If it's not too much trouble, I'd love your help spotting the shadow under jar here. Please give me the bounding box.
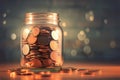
[20,12,63,69]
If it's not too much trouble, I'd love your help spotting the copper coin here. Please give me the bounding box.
[50,51,63,66]
[31,26,40,36]
[42,59,53,67]
[51,30,59,40]
[50,51,60,61]
[29,59,42,68]
[29,50,40,55]
[27,34,37,44]
[22,44,30,55]
[50,40,58,50]
[38,36,50,45]
[22,28,31,40]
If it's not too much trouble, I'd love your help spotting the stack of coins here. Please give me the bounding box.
[21,25,62,68]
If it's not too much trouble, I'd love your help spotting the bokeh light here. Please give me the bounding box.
[85,10,94,22]
[3,13,7,18]
[64,31,68,37]
[3,20,7,25]
[85,28,90,33]
[83,45,91,55]
[77,30,86,41]
[71,49,77,56]
[11,33,17,40]
[61,22,67,27]
[84,38,90,45]
[104,19,108,24]
[110,40,116,48]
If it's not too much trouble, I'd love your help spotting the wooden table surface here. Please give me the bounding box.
[0,62,120,80]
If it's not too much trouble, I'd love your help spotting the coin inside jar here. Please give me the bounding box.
[27,34,37,44]
[31,26,40,36]
[30,59,42,67]
[50,51,61,61]
[51,30,59,40]
[37,36,50,45]
[22,28,31,40]
[22,44,30,55]
[50,40,59,50]
[42,59,53,67]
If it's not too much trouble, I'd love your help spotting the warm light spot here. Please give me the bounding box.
[71,49,77,56]
[34,74,41,79]
[77,30,86,41]
[85,10,94,22]
[83,45,91,55]
[89,15,94,21]
[3,20,7,25]
[10,72,16,79]
[64,31,68,37]
[40,72,45,75]
[61,22,67,27]
[46,71,51,75]
[11,33,17,40]
[110,40,116,48]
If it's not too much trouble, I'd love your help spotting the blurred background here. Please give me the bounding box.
[0,0,120,64]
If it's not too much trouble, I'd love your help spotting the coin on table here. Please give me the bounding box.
[31,26,40,36]
[51,30,59,40]
[22,44,30,55]
[22,28,31,40]
[50,40,58,50]
[27,34,37,44]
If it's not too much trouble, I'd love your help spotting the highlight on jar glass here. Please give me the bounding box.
[20,12,63,68]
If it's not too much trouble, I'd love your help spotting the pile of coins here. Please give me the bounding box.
[21,25,62,68]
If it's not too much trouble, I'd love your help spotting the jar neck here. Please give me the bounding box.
[25,12,59,25]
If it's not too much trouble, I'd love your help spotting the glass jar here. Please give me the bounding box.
[20,12,63,68]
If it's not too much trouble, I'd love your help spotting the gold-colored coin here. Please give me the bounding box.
[31,27,40,36]
[50,40,58,50]
[22,44,30,55]
[27,34,37,44]
[51,30,59,40]
[22,28,31,40]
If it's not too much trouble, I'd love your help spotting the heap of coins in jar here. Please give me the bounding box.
[20,12,63,68]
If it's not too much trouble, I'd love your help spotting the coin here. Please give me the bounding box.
[27,34,37,44]
[39,48,51,53]
[51,30,59,40]
[42,59,53,67]
[50,51,63,66]
[31,26,40,36]
[22,44,30,55]
[37,36,50,45]
[29,59,42,68]
[50,40,58,50]
[22,28,31,40]
[50,51,59,61]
